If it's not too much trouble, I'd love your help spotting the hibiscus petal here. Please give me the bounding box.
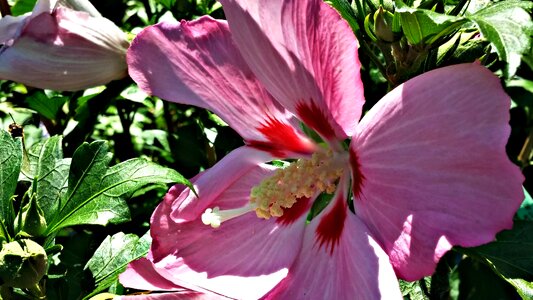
[118,292,222,300]
[119,258,227,299]
[166,147,271,224]
[351,63,524,280]
[149,161,310,299]
[265,177,402,299]
[220,0,365,141]
[120,257,185,291]
[127,16,316,157]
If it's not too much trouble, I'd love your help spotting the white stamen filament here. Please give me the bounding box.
[201,204,256,228]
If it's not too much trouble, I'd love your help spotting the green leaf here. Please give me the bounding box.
[25,92,67,121]
[460,221,533,299]
[328,0,360,32]
[396,1,466,45]
[399,278,431,300]
[451,257,518,300]
[157,0,176,10]
[84,232,151,298]
[47,141,113,233]
[11,0,36,16]
[0,130,22,233]
[25,136,70,222]
[517,187,533,221]
[468,1,533,77]
[47,141,190,233]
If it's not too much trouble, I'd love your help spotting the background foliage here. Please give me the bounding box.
[0,0,532,299]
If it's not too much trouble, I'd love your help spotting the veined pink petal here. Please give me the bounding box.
[351,63,524,280]
[120,258,186,291]
[220,0,364,141]
[167,147,271,224]
[127,16,316,157]
[120,258,227,299]
[265,177,401,299]
[149,162,309,299]
[118,292,223,300]
[0,7,128,91]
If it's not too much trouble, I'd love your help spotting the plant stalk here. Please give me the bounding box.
[0,0,11,17]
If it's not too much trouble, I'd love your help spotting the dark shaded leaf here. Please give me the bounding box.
[461,221,533,299]
[452,257,518,300]
[25,92,67,121]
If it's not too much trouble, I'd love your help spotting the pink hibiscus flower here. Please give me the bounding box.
[119,0,524,298]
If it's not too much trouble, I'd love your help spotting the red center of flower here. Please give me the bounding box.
[349,147,365,198]
[315,193,347,255]
[276,197,311,226]
[296,100,336,140]
[247,117,315,157]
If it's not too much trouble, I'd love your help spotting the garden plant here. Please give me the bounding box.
[0,0,532,299]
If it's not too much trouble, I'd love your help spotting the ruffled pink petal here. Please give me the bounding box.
[148,159,311,299]
[118,293,225,300]
[220,0,364,141]
[127,16,316,157]
[118,293,222,300]
[0,7,128,91]
[167,147,271,224]
[120,258,227,299]
[351,63,524,280]
[265,177,402,299]
[120,258,186,291]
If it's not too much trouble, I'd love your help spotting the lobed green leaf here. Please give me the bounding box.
[84,232,151,298]
[0,130,23,234]
[468,1,533,77]
[47,141,190,233]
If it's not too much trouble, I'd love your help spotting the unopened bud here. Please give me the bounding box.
[14,196,47,237]
[0,0,128,91]
[0,239,47,288]
[374,7,397,43]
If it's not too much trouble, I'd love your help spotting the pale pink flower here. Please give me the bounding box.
[0,0,128,91]
[119,0,523,299]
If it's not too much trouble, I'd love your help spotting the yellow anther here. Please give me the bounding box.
[249,150,345,219]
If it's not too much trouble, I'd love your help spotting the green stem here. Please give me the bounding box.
[63,79,131,156]
[353,0,366,28]
[0,0,11,17]
[359,40,394,86]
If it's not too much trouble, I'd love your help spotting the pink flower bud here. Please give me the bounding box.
[0,0,128,91]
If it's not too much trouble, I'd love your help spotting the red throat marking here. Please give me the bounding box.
[247,117,315,157]
[349,147,364,198]
[296,101,336,140]
[276,197,311,226]
[315,194,346,255]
